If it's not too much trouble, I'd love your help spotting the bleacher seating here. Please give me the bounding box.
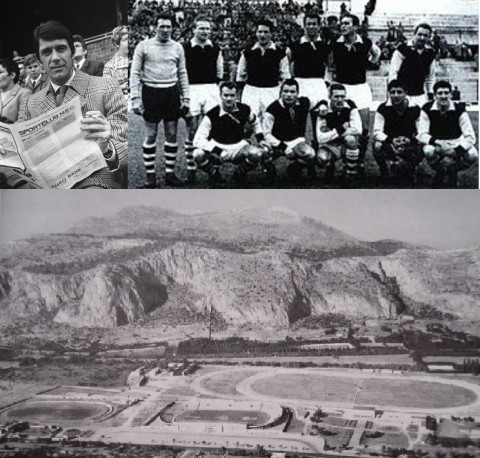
[367,13,478,45]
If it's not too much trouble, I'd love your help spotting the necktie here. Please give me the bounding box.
[55,85,68,107]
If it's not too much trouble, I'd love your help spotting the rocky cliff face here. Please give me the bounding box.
[0,207,478,328]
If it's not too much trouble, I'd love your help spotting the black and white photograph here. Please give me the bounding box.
[128,0,478,189]
[0,0,128,189]
[1,189,480,457]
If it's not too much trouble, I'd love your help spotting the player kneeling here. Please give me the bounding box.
[372,79,424,184]
[315,83,361,181]
[418,81,478,188]
[193,81,270,187]
[263,79,316,184]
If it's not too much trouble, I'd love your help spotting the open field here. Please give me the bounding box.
[175,409,269,426]
[2,400,109,423]
[249,373,477,408]
[128,111,479,189]
[200,369,262,397]
[360,430,409,449]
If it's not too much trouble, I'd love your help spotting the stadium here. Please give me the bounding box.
[128,0,479,189]
[155,399,285,433]
[195,367,480,414]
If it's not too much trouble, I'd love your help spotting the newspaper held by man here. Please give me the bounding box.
[0,97,107,189]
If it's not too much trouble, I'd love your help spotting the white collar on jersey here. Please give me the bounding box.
[300,35,322,44]
[190,38,213,48]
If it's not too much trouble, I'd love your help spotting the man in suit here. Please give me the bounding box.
[72,34,104,77]
[23,54,49,94]
[18,20,127,189]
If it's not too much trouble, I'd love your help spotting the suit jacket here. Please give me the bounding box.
[80,58,104,77]
[0,84,32,123]
[18,70,127,189]
[24,73,50,95]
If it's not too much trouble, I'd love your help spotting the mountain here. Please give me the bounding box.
[0,207,478,328]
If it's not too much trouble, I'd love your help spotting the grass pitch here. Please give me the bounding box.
[3,401,108,423]
[250,373,477,408]
[175,408,269,425]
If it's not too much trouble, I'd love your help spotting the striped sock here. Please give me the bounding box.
[142,142,156,177]
[185,141,196,171]
[164,142,178,174]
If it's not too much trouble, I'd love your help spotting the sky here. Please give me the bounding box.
[1,190,480,250]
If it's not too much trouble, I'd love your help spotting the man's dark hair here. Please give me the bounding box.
[387,79,406,92]
[329,82,346,94]
[33,21,75,59]
[433,80,452,94]
[72,34,87,50]
[0,58,20,84]
[341,13,360,27]
[281,78,299,92]
[414,23,432,34]
[24,54,40,67]
[256,19,274,32]
[157,13,174,25]
[219,81,237,92]
[304,13,320,26]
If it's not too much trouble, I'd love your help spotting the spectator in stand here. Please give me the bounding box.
[72,35,104,77]
[104,26,129,100]
[0,58,32,124]
[23,54,49,94]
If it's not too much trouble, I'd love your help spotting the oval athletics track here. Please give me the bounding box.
[196,368,480,413]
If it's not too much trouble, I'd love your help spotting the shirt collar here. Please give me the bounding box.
[219,104,240,117]
[279,99,301,108]
[301,35,322,44]
[75,57,86,69]
[191,38,213,48]
[385,99,411,108]
[431,100,455,111]
[252,41,276,51]
[337,34,363,44]
[407,39,433,50]
[50,70,76,93]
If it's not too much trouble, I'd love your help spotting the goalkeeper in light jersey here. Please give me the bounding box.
[372,79,424,183]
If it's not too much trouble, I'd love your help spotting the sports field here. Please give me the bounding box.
[249,373,477,408]
[3,401,109,423]
[175,409,269,426]
[128,111,479,189]
[200,369,262,397]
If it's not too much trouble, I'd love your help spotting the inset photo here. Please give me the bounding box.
[0,0,128,189]
[128,0,478,189]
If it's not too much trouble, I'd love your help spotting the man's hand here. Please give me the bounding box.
[180,100,190,117]
[258,140,271,155]
[131,98,143,116]
[81,111,111,157]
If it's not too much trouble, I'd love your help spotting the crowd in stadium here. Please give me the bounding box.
[129,0,478,189]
